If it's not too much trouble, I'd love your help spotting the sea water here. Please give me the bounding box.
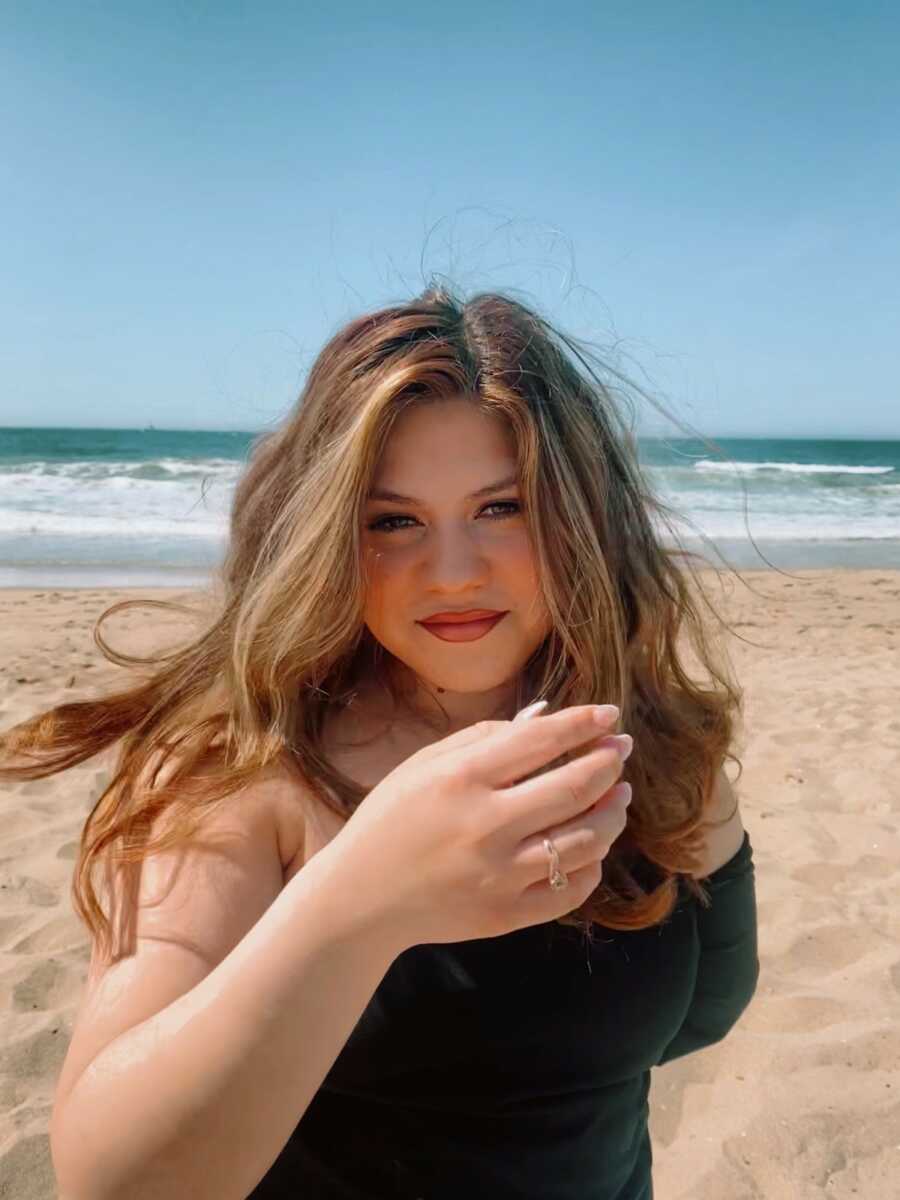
[0,427,898,586]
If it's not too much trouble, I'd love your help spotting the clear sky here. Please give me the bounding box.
[3,1,898,438]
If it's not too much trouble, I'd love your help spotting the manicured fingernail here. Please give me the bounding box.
[514,699,549,721]
[605,734,633,761]
[593,704,620,727]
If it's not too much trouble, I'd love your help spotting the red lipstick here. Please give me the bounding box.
[418,611,508,643]
[421,609,504,624]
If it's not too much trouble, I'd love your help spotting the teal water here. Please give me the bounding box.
[0,427,897,585]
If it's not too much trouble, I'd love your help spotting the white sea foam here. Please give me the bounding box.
[0,458,241,481]
[0,448,898,576]
[692,459,894,476]
[0,510,225,537]
[0,458,234,542]
[655,509,900,541]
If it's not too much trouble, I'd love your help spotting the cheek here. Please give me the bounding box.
[510,546,552,627]
[363,545,399,586]
[505,538,543,586]
[361,548,401,624]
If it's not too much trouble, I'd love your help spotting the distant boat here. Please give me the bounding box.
[143,423,156,431]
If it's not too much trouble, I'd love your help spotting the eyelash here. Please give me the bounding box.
[367,500,522,534]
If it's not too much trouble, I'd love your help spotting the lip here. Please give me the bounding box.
[420,609,506,624]
[418,612,508,643]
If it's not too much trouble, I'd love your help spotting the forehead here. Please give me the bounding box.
[372,400,516,488]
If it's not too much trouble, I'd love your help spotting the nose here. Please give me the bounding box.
[419,524,490,588]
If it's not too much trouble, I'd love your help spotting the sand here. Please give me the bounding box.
[0,569,898,1198]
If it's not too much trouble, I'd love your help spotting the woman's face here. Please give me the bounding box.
[360,398,553,720]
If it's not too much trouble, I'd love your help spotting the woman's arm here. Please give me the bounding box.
[657,777,763,1070]
[50,776,407,1200]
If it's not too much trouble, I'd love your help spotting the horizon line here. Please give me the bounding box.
[1,425,898,442]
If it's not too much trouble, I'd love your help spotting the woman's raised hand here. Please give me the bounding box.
[326,703,632,948]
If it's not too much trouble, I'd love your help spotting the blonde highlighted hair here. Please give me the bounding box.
[1,283,748,963]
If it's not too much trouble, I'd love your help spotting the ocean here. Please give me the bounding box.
[0,427,898,587]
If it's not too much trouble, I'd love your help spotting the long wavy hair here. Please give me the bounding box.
[1,283,748,964]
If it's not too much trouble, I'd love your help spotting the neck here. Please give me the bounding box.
[379,658,523,735]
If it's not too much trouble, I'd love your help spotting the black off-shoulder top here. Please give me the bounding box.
[248,831,759,1200]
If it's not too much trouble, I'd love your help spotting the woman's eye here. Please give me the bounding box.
[367,500,522,533]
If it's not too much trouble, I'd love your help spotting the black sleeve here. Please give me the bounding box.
[656,830,759,1066]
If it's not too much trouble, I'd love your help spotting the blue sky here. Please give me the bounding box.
[3,1,898,438]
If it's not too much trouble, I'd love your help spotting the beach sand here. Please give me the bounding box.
[0,569,898,1198]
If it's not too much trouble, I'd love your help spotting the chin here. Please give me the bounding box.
[404,653,523,693]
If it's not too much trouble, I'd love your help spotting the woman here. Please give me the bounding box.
[3,285,758,1199]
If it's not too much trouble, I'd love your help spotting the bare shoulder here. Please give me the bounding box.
[259,755,315,876]
[146,745,313,874]
[688,765,746,878]
[54,752,312,1111]
[182,749,321,882]
[87,750,309,976]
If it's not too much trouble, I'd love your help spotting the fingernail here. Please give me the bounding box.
[605,733,633,761]
[514,699,549,722]
[593,704,620,727]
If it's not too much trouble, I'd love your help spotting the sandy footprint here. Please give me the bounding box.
[0,874,60,909]
[0,826,82,860]
[742,991,847,1034]
[797,785,845,813]
[0,809,45,840]
[9,914,87,956]
[0,1022,70,1113]
[769,727,822,748]
[790,861,851,889]
[850,852,900,880]
[720,1098,900,1198]
[0,914,31,949]
[772,1023,900,1078]
[6,957,70,1013]
[12,780,58,799]
[0,1132,57,1198]
[792,854,900,891]
[3,1099,54,1137]
[773,922,889,976]
[808,1025,900,1073]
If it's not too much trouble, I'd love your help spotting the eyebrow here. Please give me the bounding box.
[366,473,520,505]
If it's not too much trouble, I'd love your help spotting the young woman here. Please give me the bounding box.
[4,286,758,1199]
